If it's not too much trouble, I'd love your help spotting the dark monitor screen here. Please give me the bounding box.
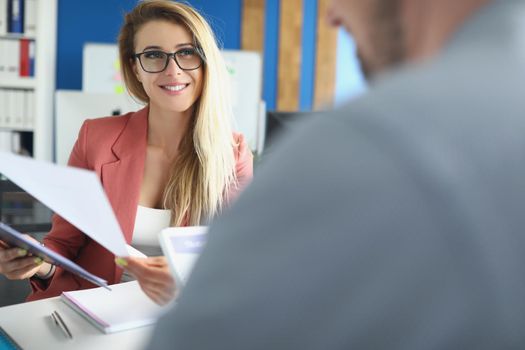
[264,111,313,153]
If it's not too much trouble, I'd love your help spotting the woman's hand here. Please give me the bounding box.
[116,256,176,305]
[0,237,51,280]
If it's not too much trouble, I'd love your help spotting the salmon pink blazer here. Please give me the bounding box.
[28,107,253,301]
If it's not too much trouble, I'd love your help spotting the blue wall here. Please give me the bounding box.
[57,0,136,90]
[262,0,279,110]
[299,0,317,111]
[56,0,363,111]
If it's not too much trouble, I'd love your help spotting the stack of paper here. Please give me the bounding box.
[61,281,170,334]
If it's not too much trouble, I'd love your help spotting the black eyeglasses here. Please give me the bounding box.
[133,47,204,73]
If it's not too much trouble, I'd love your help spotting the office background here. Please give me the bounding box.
[0,0,366,307]
[56,0,365,111]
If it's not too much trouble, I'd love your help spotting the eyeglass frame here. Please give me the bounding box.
[132,47,205,73]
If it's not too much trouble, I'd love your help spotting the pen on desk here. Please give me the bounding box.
[51,310,73,339]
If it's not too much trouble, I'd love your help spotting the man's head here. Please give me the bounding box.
[327,0,405,79]
[327,0,492,80]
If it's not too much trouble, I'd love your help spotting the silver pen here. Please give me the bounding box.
[51,310,73,339]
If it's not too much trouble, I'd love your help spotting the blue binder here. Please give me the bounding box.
[0,222,110,290]
[0,327,21,350]
[7,0,23,34]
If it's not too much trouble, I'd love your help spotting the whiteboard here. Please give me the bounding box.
[222,50,262,152]
[83,43,125,94]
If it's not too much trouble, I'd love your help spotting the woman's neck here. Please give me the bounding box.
[147,103,194,159]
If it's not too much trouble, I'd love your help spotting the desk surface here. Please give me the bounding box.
[0,297,154,349]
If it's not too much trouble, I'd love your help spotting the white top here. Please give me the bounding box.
[131,205,172,246]
[121,206,172,283]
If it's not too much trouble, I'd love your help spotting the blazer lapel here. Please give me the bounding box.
[101,107,148,244]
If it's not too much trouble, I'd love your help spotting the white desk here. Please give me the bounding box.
[0,297,154,349]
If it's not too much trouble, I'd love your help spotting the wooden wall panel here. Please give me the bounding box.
[314,0,337,109]
[241,0,265,53]
[277,0,303,111]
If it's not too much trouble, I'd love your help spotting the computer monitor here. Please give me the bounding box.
[54,90,144,165]
[264,111,312,154]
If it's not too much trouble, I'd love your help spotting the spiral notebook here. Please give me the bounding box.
[61,281,170,334]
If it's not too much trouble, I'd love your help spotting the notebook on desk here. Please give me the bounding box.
[61,281,170,334]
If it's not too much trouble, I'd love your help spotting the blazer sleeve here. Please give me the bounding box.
[228,133,254,203]
[29,121,92,293]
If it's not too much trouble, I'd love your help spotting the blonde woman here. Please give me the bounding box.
[0,0,253,305]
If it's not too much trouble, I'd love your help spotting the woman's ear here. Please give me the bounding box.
[131,58,142,83]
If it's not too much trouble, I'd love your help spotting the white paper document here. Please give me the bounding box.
[0,152,128,257]
[126,244,147,258]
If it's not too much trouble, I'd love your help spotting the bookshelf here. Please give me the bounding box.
[0,0,57,161]
[0,77,36,89]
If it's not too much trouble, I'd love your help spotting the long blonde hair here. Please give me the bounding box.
[118,0,237,225]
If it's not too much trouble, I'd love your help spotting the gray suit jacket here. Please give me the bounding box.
[148,1,525,348]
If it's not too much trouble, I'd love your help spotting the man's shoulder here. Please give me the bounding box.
[332,43,525,131]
